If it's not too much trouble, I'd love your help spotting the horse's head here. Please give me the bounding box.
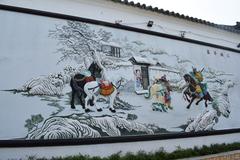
[183,74,196,86]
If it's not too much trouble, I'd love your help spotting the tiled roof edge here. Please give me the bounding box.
[110,0,240,34]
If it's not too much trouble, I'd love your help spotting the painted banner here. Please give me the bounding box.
[0,9,240,141]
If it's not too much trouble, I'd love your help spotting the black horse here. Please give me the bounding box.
[70,73,95,110]
[183,74,213,109]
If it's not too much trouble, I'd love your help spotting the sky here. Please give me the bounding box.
[131,0,240,25]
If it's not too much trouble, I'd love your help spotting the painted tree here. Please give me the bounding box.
[49,20,113,79]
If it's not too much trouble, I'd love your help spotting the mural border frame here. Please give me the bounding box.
[1,129,240,147]
[0,4,240,147]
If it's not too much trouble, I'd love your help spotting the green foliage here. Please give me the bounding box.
[24,114,44,131]
[28,142,240,160]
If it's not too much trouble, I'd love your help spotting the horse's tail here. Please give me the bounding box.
[182,88,187,101]
[207,92,214,102]
[144,86,152,99]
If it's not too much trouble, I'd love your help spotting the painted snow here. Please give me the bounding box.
[0,10,240,140]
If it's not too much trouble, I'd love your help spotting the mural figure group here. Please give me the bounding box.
[145,75,172,112]
[145,67,214,111]
[69,63,215,113]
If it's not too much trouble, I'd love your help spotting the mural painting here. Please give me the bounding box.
[0,10,240,140]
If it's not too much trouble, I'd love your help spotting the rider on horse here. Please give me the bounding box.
[189,67,207,98]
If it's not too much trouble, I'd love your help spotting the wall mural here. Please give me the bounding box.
[0,10,240,140]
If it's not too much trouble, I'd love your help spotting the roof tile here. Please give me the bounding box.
[110,0,240,34]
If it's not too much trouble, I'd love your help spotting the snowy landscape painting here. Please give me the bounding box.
[0,10,240,140]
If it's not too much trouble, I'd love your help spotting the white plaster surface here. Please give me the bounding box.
[0,0,240,50]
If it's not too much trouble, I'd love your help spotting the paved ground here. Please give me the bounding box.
[180,150,240,160]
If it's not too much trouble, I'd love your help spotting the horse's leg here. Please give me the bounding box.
[205,99,208,107]
[84,81,100,112]
[109,88,117,113]
[183,91,187,100]
[183,90,190,102]
[78,92,86,109]
[207,92,213,102]
[70,90,76,109]
[89,97,94,106]
[83,86,91,112]
[187,96,196,109]
[85,94,96,112]
[93,94,102,112]
[196,97,203,105]
[185,93,191,102]
[205,92,213,108]
[84,95,91,112]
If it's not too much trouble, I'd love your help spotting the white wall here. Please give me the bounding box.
[0,0,240,159]
[0,0,240,50]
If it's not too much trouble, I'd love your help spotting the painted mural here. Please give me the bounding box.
[0,10,240,140]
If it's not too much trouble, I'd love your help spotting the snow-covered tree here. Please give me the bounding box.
[49,21,113,79]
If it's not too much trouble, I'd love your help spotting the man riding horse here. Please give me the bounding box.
[183,67,213,109]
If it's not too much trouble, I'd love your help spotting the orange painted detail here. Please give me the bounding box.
[99,80,114,96]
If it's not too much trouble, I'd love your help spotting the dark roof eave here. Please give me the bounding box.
[110,0,240,34]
